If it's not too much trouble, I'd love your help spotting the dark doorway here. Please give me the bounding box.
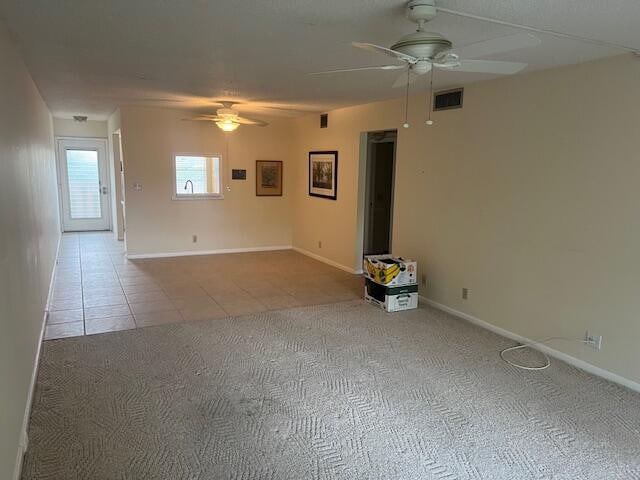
[363,130,397,256]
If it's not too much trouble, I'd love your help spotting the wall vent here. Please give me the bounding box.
[320,113,328,128]
[434,88,463,111]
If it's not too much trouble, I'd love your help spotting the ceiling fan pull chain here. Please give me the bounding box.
[426,65,435,126]
[403,67,410,128]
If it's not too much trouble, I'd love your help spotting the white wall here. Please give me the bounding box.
[291,54,640,386]
[118,106,293,256]
[52,117,108,138]
[0,22,60,480]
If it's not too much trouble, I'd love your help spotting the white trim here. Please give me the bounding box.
[55,137,113,232]
[293,246,363,275]
[419,296,640,394]
[14,234,61,480]
[127,245,292,259]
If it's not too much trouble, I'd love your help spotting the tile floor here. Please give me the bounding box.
[45,232,364,340]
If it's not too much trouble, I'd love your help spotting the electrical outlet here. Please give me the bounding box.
[192,234,198,243]
[420,274,427,286]
[585,331,603,350]
[318,240,322,249]
[462,287,469,300]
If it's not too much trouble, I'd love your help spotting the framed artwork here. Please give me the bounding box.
[231,169,247,180]
[256,160,282,196]
[309,151,338,200]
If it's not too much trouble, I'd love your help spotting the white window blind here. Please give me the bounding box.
[66,149,101,219]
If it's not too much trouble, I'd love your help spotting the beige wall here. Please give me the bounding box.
[0,23,60,480]
[291,98,403,271]
[119,106,292,255]
[291,54,640,385]
[52,117,108,138]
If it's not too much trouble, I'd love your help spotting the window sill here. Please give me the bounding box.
[172,194,225,201]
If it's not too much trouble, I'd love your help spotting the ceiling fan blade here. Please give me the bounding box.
[352,42,418,64]
[183,115,220,122]
[310,65,405,75]
[391,65,431,88]
[235,116,268,127]
[450,33,540,59]
[437,59,527,74]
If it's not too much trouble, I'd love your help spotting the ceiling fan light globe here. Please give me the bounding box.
[216,119,240,132]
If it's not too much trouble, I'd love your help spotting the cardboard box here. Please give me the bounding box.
[364,278,418,312]
[363,255,417,287]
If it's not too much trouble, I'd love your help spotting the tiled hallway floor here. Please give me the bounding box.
[45,233,363,340]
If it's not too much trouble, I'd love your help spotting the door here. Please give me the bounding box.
[364,131,396,256]
[57,138,111,231]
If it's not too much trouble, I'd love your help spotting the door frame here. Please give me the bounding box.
[355,130,397,267]
[55,136,112,232]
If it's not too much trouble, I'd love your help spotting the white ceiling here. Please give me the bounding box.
[0,0,638,120]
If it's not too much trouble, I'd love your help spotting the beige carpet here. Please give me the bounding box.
[22,301,640,479]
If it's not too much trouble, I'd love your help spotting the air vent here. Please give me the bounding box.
[320,113,328,128]
[434,88,463,111]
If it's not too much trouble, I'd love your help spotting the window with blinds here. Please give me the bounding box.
[66,149,102,219]
[173,155,222,199]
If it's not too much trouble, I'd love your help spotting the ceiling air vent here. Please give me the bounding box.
[320,113,328,128]
[434,88,463,111]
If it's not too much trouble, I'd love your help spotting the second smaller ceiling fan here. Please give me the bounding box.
[186,102,268,131]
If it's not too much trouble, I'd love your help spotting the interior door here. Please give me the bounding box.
[57,138,111,231]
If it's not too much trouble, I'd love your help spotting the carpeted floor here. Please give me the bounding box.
[22,301,640,479]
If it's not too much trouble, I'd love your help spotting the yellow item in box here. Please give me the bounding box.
[363,255,417,287]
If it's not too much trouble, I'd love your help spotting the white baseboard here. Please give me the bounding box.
[126,245,293,260]
[14,234,61,480]
[420,296,640,394]
[292,247,361,274]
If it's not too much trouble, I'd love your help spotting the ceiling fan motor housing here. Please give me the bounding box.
[391,31,452,59]
[407,0,437,24]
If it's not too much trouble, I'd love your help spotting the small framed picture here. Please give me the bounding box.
[309,151,338,200]
[256,160,282,196]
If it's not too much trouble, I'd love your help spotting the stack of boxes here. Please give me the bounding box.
[363,255,418,312]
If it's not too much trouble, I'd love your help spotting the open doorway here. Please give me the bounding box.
[363,130,397,256]
[111,130,126,241]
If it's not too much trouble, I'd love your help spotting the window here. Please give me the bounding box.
[66,149,102,218]
[173,154,222,199]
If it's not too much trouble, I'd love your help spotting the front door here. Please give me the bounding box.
[57,138,111,231]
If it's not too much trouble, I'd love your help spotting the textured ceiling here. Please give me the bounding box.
[0,0,637,120]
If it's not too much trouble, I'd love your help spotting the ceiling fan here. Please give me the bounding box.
[311,0,541,91]
[185,101,268,131]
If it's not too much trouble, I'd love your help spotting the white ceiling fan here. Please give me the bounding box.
[185,101,268,131]
[311,0,541,89]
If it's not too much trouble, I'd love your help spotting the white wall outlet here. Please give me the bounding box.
[462,287,469,300]
[192,234,198,243]
[420,274,427,286]
[585,331,603,350]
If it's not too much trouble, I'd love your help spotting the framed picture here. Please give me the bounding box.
[256,160,282,196]
[309,151,338,200]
